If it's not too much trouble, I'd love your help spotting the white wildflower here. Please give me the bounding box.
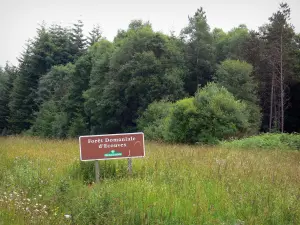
[64,214,71,219]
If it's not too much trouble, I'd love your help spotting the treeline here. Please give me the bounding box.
[0,3,299,143]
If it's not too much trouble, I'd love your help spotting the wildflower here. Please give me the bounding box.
[27,198,30,202]
[64,214,71,219]
[39,194,42,197]
[43,205,47,209]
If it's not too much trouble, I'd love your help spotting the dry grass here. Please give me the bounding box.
[0,136,300,224]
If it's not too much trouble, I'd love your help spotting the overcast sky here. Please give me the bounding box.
[1,0,299,66]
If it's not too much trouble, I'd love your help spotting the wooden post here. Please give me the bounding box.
[95,160,100,183]
[128,158,132,175]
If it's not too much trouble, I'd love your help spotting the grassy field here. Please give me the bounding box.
[0,136,300,225]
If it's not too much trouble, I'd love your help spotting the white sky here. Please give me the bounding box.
[1,0,299,66]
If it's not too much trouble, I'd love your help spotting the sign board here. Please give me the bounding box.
[79,132,145,161]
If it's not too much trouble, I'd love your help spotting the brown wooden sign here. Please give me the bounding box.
[79,132,145,161]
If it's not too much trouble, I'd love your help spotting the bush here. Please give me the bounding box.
[29,100,57,138]
[68,115,89,137]
[221,133,300,150]
[29,100,70,139]
[137,100,173,140]
[280,133,300,150]
[164,97,200,143]
[51,112,69,139]
[166,83,250,144]
[139,83,254,144]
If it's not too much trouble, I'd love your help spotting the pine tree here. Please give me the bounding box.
[49,24,74,64]
[9,25,54,133]
[180,7,215,95]
[9,45,37,133]
[71,20,87,59]
[262,3,294,132]
[0,67,10,134]
[88,24,102,46]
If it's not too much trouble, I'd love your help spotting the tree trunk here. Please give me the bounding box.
[280,30,284,133]
[269,71,274,132]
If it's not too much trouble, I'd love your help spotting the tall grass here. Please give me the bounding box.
[0,136,300,224]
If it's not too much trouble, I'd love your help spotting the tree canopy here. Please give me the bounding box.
[1,3,299,141]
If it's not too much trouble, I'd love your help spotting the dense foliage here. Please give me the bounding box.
[0,3,299,143]
[139,83,251,144]
[137,100,172,141]
[221,133,300,150]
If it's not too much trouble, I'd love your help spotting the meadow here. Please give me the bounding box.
[0,135,300,225]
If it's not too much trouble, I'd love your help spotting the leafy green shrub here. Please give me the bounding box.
[166,83,250,144]
[29,100,57,138]
[164,97,200,143]
[221,133,300,150]
[68,115,89,137]
[137,100,173,140]
[51,112,69,139]
[29,100,70,139]
[280,133,300,150]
